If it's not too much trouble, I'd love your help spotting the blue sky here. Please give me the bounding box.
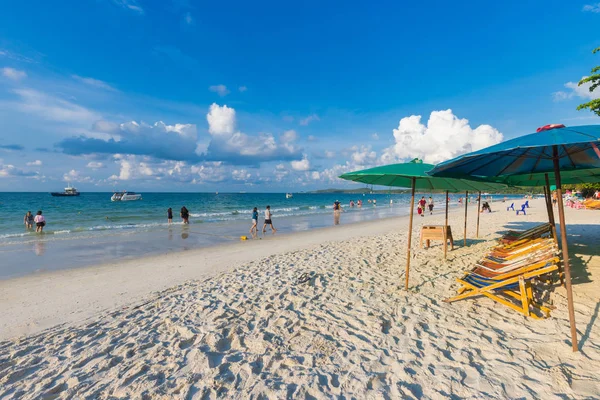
[1,0,599,191]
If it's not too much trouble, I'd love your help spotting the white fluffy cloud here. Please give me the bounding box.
[207,103,236,136]
[350,145,376,164]
[553,77,600,102]
[291,155,310,171]
[63,169,92,182]
[232,169,251,181]
[380,109,503,165]
[26,160,42,166]
[204,103,302,164]
[209,84,230,97]
[2,67,27,81]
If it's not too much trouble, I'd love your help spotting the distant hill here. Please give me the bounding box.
[309,188,410,194]
[309,187,540,194]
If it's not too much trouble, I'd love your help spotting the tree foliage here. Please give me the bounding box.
[576,47,600,117]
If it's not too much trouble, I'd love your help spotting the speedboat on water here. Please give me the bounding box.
[51,184,80,197]
[286,193,293,199]
[111,191,142,201]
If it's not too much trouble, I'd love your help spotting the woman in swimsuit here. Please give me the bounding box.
[24,211,34,229]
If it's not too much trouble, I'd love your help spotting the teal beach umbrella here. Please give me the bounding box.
[428,124,600,352]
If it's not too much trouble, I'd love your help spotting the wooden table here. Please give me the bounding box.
[420,225,454,257]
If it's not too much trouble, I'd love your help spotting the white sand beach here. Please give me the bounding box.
[1,198,599,399]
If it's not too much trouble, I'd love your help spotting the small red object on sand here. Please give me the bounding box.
[536,124,565,132]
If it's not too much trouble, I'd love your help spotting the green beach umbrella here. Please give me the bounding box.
[339,159,507,290]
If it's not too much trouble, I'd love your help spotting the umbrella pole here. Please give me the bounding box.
[476,191,481,238]
[444,190,449,259]
[544,173,559,247]
[405,177,416,290]
[553,146,578,352]
[544,174,563,286]
[463,190,468,246]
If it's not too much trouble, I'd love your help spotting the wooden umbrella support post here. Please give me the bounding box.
[463,190,468,246]
[405,177,416,290]
[476,190,481,238]
[545,173,563,285]
[444,190,449,259]
[544,173,559,247]
[553,146,578,352]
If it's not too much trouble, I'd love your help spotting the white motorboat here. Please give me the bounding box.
[286,193,293,199]
[111,191,142,201]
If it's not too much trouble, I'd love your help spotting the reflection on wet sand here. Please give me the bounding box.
[34,240,46,256]
[334,210,341,225]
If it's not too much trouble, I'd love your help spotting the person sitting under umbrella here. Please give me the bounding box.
[481,201,492,213]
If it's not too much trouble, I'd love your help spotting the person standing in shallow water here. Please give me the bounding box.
[180,206,189,224]
[24,211,34,229]
[167,208,173,224]
[34,210,46,233]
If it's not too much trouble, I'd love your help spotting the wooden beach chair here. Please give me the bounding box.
[499,223,552,248]
[474,253,559,276]
[583,199,600,210]
[485,239,556,262]
[445,259,559,318]
[503,223,551,240]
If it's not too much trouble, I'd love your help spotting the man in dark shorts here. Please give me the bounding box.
[262,205,276,233]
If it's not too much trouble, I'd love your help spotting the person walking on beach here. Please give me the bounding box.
[180,206,190,224]
[34,210,46,233]
[167,208,173,224]
[428,197,434,215]
[250,207,259,234]
[24,211,34,229]
[262,205,276,233]
[418,196,427,217]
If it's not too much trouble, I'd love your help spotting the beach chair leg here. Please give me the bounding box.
[519,276,530,317]
[557,261,565,286]
[443,230,448,259]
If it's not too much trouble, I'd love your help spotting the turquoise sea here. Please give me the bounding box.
[0,192,525,279]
